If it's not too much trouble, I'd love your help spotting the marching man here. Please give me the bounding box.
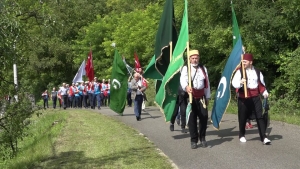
[232,53,271,145]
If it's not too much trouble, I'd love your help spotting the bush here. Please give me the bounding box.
[144,79,156,106]
[0,91,36,160]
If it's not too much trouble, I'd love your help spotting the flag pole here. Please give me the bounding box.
[186,42,192,103]
[241,54,248,97]
[170,41,173,62]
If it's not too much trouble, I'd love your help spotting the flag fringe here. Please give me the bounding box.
[155,43,173,77]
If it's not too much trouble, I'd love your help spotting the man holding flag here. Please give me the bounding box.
[232,53,271,145]
[130,73,147,121]
[180,50,211,149]
[134,52,148,111]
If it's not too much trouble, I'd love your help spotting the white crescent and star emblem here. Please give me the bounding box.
[233,35,236,39]
[216,76,227,99]
[112,79,121,89]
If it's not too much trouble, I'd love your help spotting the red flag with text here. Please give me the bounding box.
[134,52,141,72]
[142,77,148,88]
[85,49,94,81]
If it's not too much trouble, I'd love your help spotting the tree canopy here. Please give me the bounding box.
[1,0,300,110]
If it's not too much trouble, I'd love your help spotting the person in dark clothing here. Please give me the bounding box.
[42,90,49,109]
[51,87,58,109]
[127,78,132,107]
[169,92,187,133]
[232,53,271,145]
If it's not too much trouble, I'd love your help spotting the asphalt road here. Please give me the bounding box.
[98,106,300,169]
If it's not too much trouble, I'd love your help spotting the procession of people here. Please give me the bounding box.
[45,77,111,110]
[42,47,271,150]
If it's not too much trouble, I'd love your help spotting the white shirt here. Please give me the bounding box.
[180,65,211,99]
[59,87,68,95]
[232,66,268,96]
[137,79,142,86]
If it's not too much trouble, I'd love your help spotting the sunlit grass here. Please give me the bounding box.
[0,109,69,169]
[0,108,173,169]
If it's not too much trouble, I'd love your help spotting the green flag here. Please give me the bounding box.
[143,56,163,80]
[155,0,189,122]
[155,80,162,94]
[109,49,128,115]
[143,0,177,80]
[211,2,243,129]
[232,2,240,47]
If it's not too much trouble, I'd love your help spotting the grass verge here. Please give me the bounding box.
[0,109,69,169]
[1,108,174,169]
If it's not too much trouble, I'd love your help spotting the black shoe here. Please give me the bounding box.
[170,124,174,131]
[191,142,197,149]
[181,128,187,133]
[176,118,180,126]
[200,139,207,148]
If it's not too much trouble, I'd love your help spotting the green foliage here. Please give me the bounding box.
[1,0,300,130]
[271,47,300,109]
[0,91,36,160]
[0,109,68,168]
[74,2,163,78]
[144,79,156,106]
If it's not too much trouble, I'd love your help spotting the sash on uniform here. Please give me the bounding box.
[192,88,204,99]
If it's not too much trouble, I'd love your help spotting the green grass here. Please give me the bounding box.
[0,109,69,169]
[0,108,174,169]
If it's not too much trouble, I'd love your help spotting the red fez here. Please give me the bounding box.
[243,53,253,61]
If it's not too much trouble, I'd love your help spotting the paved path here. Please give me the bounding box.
[99,106,300,169]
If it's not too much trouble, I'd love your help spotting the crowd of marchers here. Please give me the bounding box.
[41,77,111,110]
